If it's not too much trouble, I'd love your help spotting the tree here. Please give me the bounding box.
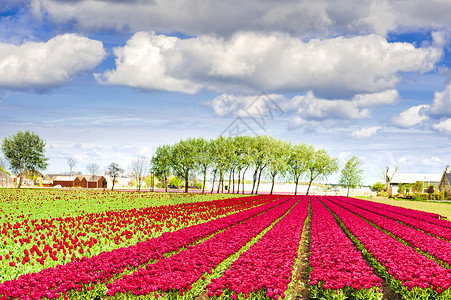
[381,166,398,195]
[168,176,182,188]
[397,183,405,195]
[413,181,424,193]
[152,144,172,192]
[194,138,212,193]
[1,130,48,188]
[106,163,123,191]
[130,157,148,192]
[171,138,198,193]
[371,182,385,192]
[287,143,308,195]
[86,163,100,180]
[67,157,78,177]
[339,155,364,197]
[427,185,434,194]
[304,148,339,195]
[266,139,289,194]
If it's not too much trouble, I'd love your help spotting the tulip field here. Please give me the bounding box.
[1,190,451,299]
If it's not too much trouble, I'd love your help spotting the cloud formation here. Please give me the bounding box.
[350,126,383,139]
[97,32,440,96]
[0,34,105,91]
[432,118,451,135]
[392,104,430,128]
[32,0,451,38]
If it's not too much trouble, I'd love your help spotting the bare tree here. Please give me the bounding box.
[67,157,78,177]
[86,163,100,181]
[130,157,148,192]
[380,166,398,195]
[106,163,123,191]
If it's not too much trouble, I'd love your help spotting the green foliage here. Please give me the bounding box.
[412,181,424,193]
[171,138,199,193]
[339,155,364,196]
[1,130,48,188]
[371,182,385,192]
[397,183,405,195]
[151,144,173,192]
[304,147,339,195]
[168,176,182,188]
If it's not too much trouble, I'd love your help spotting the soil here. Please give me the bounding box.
[292,213,311,300]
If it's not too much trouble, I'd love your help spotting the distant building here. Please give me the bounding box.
[0,170,14,188]
[439,166,451,193]
[50,175,107,189]
[390,173,441,194]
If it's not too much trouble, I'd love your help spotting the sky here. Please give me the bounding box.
[1,0,451,185]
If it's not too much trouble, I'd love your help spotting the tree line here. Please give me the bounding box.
[151,135,341,195]
[1,131,364,194]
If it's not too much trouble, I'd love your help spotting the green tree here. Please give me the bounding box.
[339,155,364,197]
[171,138,198,193]
[371,182,385,192]
[194,138,213,193]
[266,138,289,194]
[251,135,272,194]
[305,147,339,195]
[412,181,424,193]
[168,176,182,188]
[106,163,123,191]
[151,145,172,192]
[287,142,308,195]
[1,130,48,188]
[397,183,405,195]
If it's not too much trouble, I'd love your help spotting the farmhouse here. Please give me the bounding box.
[438,166,451,193]
[80,175,107,188]
[51,175,107,188]
[390,173,441,194]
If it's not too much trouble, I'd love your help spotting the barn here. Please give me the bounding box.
[52,175,82,188]
[80,175,107,188]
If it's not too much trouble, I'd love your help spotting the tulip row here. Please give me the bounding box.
[0,194,278,282]
[335,196,451,241]
[206,196,308,300]
[309,197,382,300]
[105,197,299,299]
[0,195,289,300]
[327,196,451,267]
[320,197,451,300]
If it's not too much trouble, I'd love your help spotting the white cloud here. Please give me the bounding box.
[0,34,105,91]
[423,156,442,166]
[34,0,451,38]
[392,104,430,128]
[286,90,398,122]
[430,83,451,116]
[205,93,285,117]
[350,126,383,139]
[97,31,440,95]
[207,90,398,123]
[432,118,451,135]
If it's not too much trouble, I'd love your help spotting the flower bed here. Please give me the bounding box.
[320,197,451,300]
[105,197,299,299]
[309,197,382,300]
[0,195,287,299]
[207,195,308,300]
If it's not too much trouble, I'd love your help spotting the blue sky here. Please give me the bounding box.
[1,0,451,185]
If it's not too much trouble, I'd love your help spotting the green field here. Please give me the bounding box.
[0,189,247,221]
